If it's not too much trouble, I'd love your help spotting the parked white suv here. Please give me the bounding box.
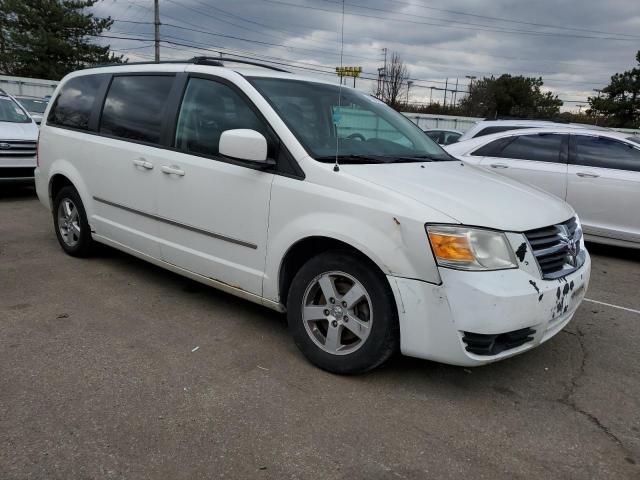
[0,89,39,184]
[457,119,602,142]
[35,58,590,373]
[446,127,640,248]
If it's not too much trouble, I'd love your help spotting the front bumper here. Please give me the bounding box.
[389,251,591,366]
[0,155,36,184]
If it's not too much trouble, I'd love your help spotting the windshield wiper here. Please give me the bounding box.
[315,154,392,164]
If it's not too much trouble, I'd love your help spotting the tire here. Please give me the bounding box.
[52,186,94,257]
[287,250,399,374]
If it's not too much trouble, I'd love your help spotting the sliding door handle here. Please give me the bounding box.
[576,172,599,178]
[490,163,508,169]
[133,158,154,170]
[161,165,185,176]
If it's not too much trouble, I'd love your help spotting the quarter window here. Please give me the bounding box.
[100,75,174,144]
[574,136,640,172]
[48,75,103,130]
[175,77,271,157]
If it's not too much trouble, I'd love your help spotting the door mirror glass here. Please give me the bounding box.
[219,129,268,163]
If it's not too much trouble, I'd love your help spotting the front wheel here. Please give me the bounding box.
[287,251,399,374]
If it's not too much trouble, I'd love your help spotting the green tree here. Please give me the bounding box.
[0,0,123,80]
[459,74,562,119]
[589,51,640,129]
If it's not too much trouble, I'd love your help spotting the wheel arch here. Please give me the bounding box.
[277,235,392,307]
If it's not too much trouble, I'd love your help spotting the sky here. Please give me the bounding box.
[91,0,640,112]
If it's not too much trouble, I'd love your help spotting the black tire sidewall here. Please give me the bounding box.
[53,186,93,257]
[287,251,399,374]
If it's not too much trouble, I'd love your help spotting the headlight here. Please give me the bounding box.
[426,225,517,271]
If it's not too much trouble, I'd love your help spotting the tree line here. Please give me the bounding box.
[378,50,639,129]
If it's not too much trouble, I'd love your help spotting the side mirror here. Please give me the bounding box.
[219,129,269,163]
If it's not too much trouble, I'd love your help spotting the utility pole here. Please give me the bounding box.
[443,78,448,108]
[406,80,413,105]
[154,0,160,62]
[382,47,387,99]
[452,78,459,106]
[429,86,434,105]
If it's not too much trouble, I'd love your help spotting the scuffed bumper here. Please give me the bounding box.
[389,252,591,366]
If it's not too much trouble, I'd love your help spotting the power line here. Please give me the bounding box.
[262,0,639,42]
[378,0,640,39]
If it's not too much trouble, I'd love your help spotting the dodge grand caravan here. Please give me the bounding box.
[35,58,590,374]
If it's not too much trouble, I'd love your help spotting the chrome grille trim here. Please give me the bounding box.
[524,217,585,279]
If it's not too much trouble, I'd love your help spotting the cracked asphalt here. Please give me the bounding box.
[1,186,639,479]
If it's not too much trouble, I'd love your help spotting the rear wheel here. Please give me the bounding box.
[287,251,399,374]
[53,186,94,257]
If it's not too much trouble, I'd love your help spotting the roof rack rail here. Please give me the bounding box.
[484,116,569,123]
[86,57,289,73]
[190,56,289,72]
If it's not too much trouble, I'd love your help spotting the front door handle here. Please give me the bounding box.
[133,158,154,170]
[161,165,185,176]
[576,172,599,178]
[490,163,509,169]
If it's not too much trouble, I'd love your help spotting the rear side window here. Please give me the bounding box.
[574,136,640,172]
[497,134,565,163]
[48,75,103,130]
[100,75,174,144]
[473,125,530,138]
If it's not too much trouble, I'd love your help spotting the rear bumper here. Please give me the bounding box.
[389,252,591,366]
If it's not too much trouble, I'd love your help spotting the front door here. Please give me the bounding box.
[156,76,275,296]
[477,133,569,200]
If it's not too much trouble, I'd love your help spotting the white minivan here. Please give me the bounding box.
[35,58,590,374]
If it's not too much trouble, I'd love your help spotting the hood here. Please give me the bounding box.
[341,161,574,232]
[0,120,38,140]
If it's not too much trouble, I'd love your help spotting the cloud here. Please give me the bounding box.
[93,0,640,112]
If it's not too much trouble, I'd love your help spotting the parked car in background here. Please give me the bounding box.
[457,119,604,142]
[446,127,640,248]
[35,59,589,373]
[15,95,48,125]
[0,89,39,184]
[423,128,462,145]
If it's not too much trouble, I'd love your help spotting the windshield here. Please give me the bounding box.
[0,96,30,123]
[249,77,453,163]
[17,97,47,114]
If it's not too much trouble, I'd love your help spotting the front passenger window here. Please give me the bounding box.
[175,78,271,158]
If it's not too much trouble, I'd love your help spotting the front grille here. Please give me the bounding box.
[0,167,35,178]
[462,327,536,356]
[0,140,36,157]
[525,217,584,279]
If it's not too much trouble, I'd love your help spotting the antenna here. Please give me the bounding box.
[334,0,346,173]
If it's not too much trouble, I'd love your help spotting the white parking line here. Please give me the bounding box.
[584,298,640,315]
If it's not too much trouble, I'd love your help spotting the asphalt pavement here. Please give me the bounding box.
[1,186,639,479]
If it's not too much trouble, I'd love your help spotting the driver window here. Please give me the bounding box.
[175,77,271,157]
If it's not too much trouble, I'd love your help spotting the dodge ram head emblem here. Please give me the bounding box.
[559,225,581,267]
